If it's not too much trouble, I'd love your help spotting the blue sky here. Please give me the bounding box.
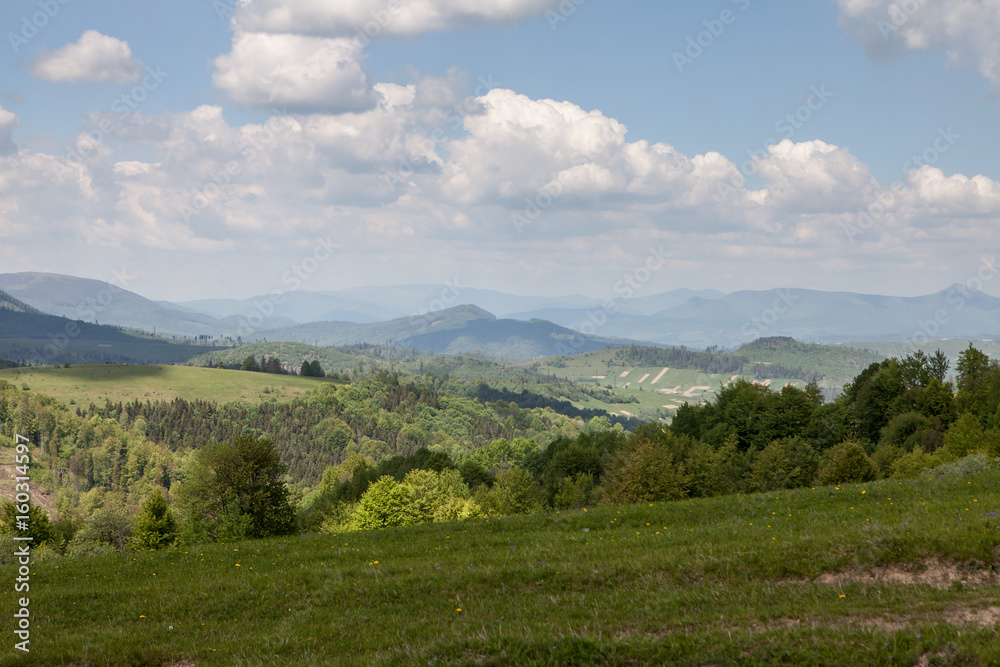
[1,0,999,303]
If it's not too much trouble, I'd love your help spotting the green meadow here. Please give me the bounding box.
[4,469,998,666]
[0,365,340,407]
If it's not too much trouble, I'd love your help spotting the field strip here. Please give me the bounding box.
[619,369,631,378]
[683,385,711,397]
[650,367,670,384]
[590,375,606,379]
[637,373,650,383]
[658,386,681,394]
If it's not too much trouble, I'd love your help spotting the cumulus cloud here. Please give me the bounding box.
[836,0,1000,84]
[3,87,1000,299]
[755,139,879,213]
[213,32,378,112]
[31,31,144,84]
[232,0,560,38]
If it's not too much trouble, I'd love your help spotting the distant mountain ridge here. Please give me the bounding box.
[259,304,623,359]
[4,272,999,352]
[0,273,296,337]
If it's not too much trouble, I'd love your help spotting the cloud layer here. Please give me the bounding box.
[2,81,999,298]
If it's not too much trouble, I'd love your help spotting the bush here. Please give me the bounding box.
[475,468,541,517]
[891,449,937,479]
[601,441,689,504]
[817,442,875,485]
[928,452,996,480]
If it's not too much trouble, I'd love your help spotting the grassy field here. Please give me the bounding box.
[5,469,998,665]
[526,350,806,421]
[0,365,341,407]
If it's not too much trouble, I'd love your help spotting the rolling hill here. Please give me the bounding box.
[0,272,296,337]
[260,304,625,359]
[0,307,215,365]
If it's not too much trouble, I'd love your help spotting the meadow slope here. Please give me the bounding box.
[3,469,998,666]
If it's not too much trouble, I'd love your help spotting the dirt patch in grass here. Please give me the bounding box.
[813,559,999,589]
[741,604,999,635]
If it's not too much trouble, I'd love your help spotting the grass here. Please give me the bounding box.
[0,365,341,407]
[5,471,999,665]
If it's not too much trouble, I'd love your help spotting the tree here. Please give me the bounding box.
[600,424,692,504]
[817,442,875,485]
[475,468,541,517]
[130,489,177,550]
[241,356,261,372]
[353,476,413,529]
[955,344,999,420]
[0,500,53,545]
[180,436,296,539]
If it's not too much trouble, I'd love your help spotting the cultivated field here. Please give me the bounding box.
[527,349,806,421]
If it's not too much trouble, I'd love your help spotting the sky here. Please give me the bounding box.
[1,0,999,303]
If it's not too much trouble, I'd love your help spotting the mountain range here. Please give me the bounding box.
[0,272,997,354]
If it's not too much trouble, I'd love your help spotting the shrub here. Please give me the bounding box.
[130,489,177,550]
[928,452,996,480]
[817,442,875,485]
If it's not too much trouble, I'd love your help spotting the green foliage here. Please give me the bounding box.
[748,438,819,492]
[241,356,261,372]
[955,343,997,420]
[817,442,875,485]
[300,360,325,377]
[890,448,938,479]
[475,468,541,517]
[0,500,53,545]
[129,489,177,550]
[600,425,690,504]
[178,435,296,539]
[70,505,133,553]
[941,412,1000,462]
[471,437,539,471]
[352,476,413,529]
[927,452,996,479]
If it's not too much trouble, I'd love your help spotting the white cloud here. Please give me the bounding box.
[0,106,19,155]
[233,0,559,38]
[836,0,1000,84]
[3,88,1000,300]
[31,31,144,84]
[755,139,879,213]
[213,32,378,112]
